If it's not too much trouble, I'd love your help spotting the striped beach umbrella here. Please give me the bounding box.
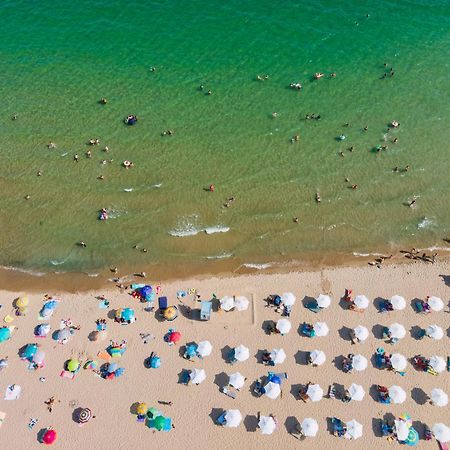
[78,408,92,424]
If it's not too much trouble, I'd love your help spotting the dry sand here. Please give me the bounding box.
[0,260,449,449]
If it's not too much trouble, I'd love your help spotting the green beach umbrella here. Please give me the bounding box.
[153,415,166,430]
[147,407,161,418]
[67,358,80,372]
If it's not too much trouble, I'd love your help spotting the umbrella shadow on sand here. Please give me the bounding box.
[72,407,83,424]
[244,414,258,432]
[36,428,47,443]
[107,309,117,320]
[410,325,424,340]
[130,402,140,415]
[411,387,428,405]
[373,297,386,312]
[338,326,353,342]
[301,296,315,308]
[220,345,232,363]
[209,408,224,425]
[412,420,426,440]
[332,355,345,372]
[372,324,385,340]
[294,350,309,365]
[284,416,300,434]
[213,372,228,390]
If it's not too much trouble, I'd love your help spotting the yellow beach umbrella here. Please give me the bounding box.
[136,403,147,415]
[16,296,29,308]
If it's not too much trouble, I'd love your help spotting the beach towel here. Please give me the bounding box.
[97,351,112,362]
[60,370,75,380]
[0,411,6,428]
[4,384,21,400]
[3,315,14,323]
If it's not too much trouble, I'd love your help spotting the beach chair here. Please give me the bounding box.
[379,300,393,313]
[200,301,212,320]
[221,386,237,399]
[328,384,336,399]
[228,349,237,365]
[377,385,391,404]
[180,370,190,385]
[417,328,426,340]
[216,412,227,426]
[424,425,432,441]
[305,301,321,313]
[158,296,168,315]
[300,323,315,337]
[381,420,394,437]
[269,371,288,381]
[331,417,346,438]
[253,379,263,397]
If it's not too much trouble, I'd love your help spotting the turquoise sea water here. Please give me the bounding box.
[0,0,449,275]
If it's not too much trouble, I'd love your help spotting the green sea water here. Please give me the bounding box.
[0,0,449,275]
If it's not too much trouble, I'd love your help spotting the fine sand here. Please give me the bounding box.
[0,260,449,449]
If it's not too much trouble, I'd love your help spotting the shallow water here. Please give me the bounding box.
[0,0,449,274]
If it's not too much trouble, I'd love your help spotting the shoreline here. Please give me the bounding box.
[0,247,448,293]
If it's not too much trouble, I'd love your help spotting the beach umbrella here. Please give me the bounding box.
[42,429,57,445]
[190,368,206,385]
[55,328,72,342]
[352,354,368,371]
[427,296,444,312]
[391,353,407,371]
[426,325,444,340]
[389,385,407,404]
[234,296,249,311]
[269,348,286,365]
[306,384,323,402]
[406,427,419,446]
[224,409,242,428]
[353,325,369,342]
[149,356,161,368]
[281,292,296,307]
[152,415,166,431]
[432,423,450,443]
[348,383,365,401]
[136,403,147,415]
[269,374,282,385]
[431,388,448,407]
[35,323,51,337]
[197,340,212,357]
[388,323,406,340]
[313,322,329,337]
[258,416,276,435]
[395,420,410,441]
[229,372,245,390]
[429,356,446,373]
[220,296,234,312]
[316,294,331,309]
[390,295,406,310]
[309,350,326,366]
[21,344,38,360]
[78,408,92,424]
[353,295,369,309]
[276,319,291,335]
[122,308,135,321]
[107,362,118,373]
[346,419,363,440]
[168,331,181,344]
[399,413,412,425]
[301,418,318,437]
[32,349,45,365]
[0,327,11,343]
[67,359,80,372]
[16,296,29,308]
[163,306,178,321]
[185,344,197,359]
[264,382,281,399]
[234,345,249,362]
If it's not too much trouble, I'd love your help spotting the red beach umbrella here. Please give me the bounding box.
[43,429,57,445]
[169,331,181,344]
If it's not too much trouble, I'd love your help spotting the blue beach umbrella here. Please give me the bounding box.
[108,362,118,373]
[0,327,11,343]
[406,427,419,446]
[122,308,135,321]
[150,356,161,368]
[115,367,125,377]
[22,343,38,360]
[185,344,198,358]
[269,375,282,385]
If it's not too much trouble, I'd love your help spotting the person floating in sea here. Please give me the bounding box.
[99,98,107,104]
[74,154,79,162]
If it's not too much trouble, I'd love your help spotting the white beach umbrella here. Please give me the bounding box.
[348,383,365,401]
[352,354,368,371]
[353,325,369,342]
[309,350,326,366]
[426,325,444,340]
[32,349,45,365]
[234,296,249,312]
[432,423,450,443]
[346,420,363,440]
[264,382,281,399]
[229,372,245,390]
[428,296,444,312]
[390,295,406,310]
[281,292,296,307]
[429,355,446,373]
[316,294,331,309]
[197,340,213,357]
[431,388,449,407]
[391,353,407,371]
[269,348,286,365]
[258,416,276,435]
[354,295,369,309]
[190,368,206,385]
[388,385,407,404]
[388,323,406,340]
[301,418,319,437]
[220,296,235,311]
[276,319,291,335]
[306,384,323,402]
[313,322,329,337]
[395,420,409,441]
[234,345,250,362]
[224,409,242,428]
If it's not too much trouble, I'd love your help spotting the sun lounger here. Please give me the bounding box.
[417,328,426,340]
[253,379,263,396]
[200,301,212,320]
[328,385,336,399]
[216,412,227,426]
[301,323,315,337]
[379,300,394,313]
[228,349,237,364]
[268,371,288,380]
[331,417,346,438]
[305,301,321,313]
[180,370,190,385]
[158,297,168,315]
[222,386,237,399]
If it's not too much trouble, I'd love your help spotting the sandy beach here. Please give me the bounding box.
[0,259,449,449]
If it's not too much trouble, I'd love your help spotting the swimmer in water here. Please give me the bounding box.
[74,154,79,162]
